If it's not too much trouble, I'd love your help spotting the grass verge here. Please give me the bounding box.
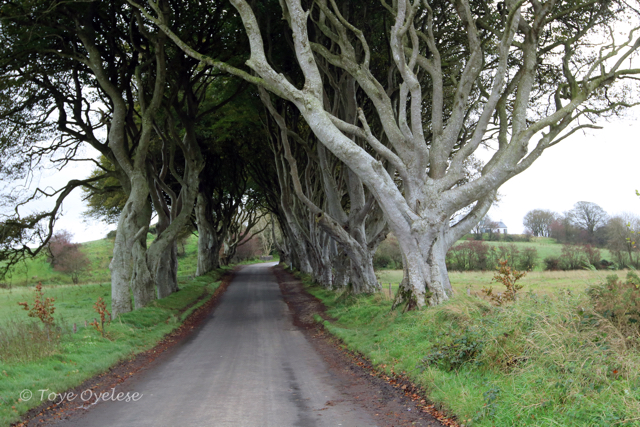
[0,267,232,427]
[299,273,640,426]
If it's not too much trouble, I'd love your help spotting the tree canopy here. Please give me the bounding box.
[2,0,640,313]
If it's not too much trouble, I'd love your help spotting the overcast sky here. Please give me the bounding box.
[488,114,640,234]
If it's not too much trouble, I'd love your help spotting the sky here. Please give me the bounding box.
[488,115,640,234]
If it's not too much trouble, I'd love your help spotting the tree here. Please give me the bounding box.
[0,0,246,316]
[134,0,640,308]
[568,201,608,241]
[606,214,640,268]
[523,209,557,237]
[47,231,90,284]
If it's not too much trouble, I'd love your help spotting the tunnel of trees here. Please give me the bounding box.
[1,0,640,315]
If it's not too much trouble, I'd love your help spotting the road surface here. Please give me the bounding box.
[60,263,378,426]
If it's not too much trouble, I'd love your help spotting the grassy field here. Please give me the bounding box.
[377,269,614,297]
[304,273,640,426]
[313,237,640,425]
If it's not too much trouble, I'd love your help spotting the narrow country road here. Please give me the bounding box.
[59,263,378,427]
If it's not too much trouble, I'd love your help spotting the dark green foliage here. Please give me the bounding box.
[544,256,562,270]
[418,327,485,371]
[473,386,501,422]
[445,242,539,272]
[518,248,538,271]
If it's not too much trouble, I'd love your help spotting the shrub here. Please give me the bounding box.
[581,244,602,268]
[446,243,538,272]
[373,253,394,269]
[89,297,111,338]
[48,230,90,284]
[544,256,561,271]
[481,260,526,305]
[17,282,56,327]
[495,244,520,268]
[418,327,485,371]
[544,244,611,271]
[106,230,117,240]
[446,240,492,271]
[587,272,640,344]
[560,244,586,270]
[518,247,538,270]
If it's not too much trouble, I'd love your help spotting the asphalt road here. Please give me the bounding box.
[60,263,378,427]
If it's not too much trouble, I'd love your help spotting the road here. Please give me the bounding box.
[60,263,378,427]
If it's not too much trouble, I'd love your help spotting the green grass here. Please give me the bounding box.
[302,275,640,426]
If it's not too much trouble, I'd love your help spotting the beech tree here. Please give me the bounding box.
[133,0,640,308]
[0,0,245,316]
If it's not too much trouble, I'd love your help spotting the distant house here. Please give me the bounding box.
[478,219,508,235]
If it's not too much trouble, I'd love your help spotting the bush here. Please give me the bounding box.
[373,254,394,269]
[446,240,493,271]
[560,244,585,270]
[544,256,561,270]
[518,247,538,270]
[543,244,611,271]
[481,260,526,305]
[582,244,602,268]
[587,272,640,344]
[418,327,485,371]
[48,231,90,284]
[446,242,538,272]
[106,230,117,240]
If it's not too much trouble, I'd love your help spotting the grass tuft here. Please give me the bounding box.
[0,320,67,363]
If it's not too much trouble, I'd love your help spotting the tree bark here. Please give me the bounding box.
[195,192,221,276]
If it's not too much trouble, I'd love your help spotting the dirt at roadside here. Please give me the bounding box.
[12,271,235,427]
[274,265,460,427]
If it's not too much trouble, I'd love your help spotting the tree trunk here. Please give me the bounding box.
[156,241,178,298]
[316,236,333,288]
[393,224,453,309]
[195,193,220,276]
[349,252,379,294]
[109,172,153,316]
[109,228,132,318]
[332,251,350,290]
